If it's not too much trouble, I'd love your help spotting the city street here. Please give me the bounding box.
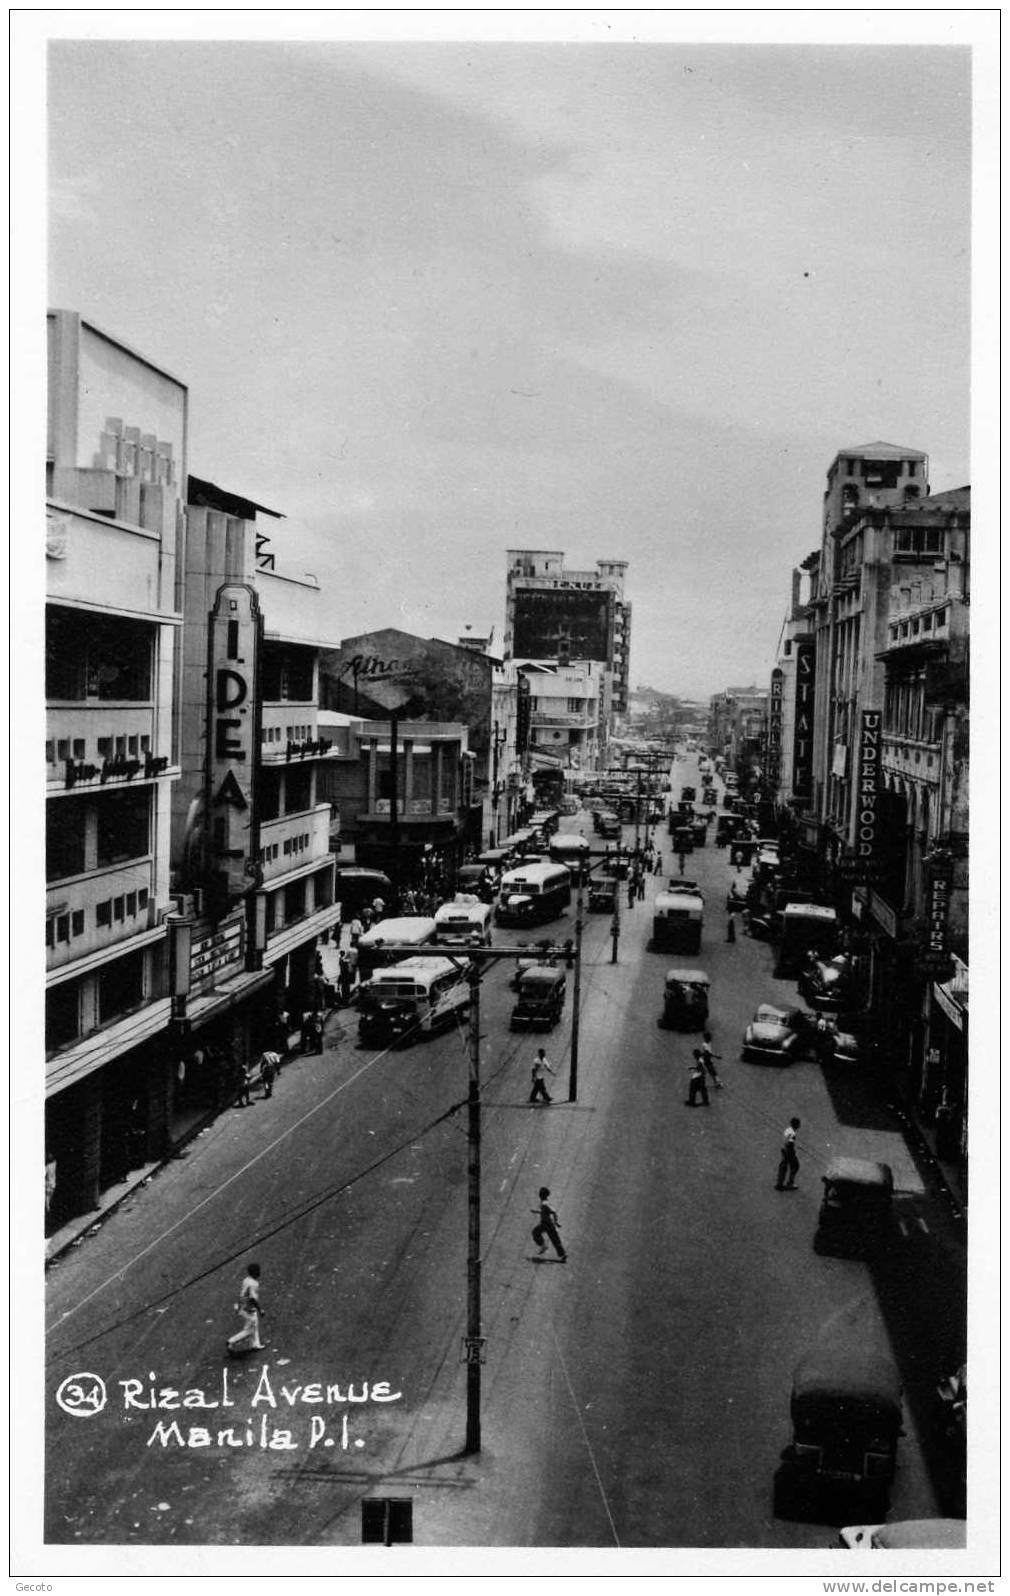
[45,758,965,1549]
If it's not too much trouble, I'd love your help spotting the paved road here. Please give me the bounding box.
[44,757,965,1550]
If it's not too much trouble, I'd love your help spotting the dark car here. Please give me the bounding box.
[588,876,619,912]
[510,966,567,1030]
[798,954,859,1011]
[741,1004,862,1066]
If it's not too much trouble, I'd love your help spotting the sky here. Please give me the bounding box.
[41,19,977,699]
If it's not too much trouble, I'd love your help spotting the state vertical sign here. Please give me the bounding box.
[206,583,263,907]
[791,641,816,799]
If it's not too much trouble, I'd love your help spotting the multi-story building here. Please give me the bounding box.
[766,557,819,810]
[809,442,930,838]
[874,495,969,1172]
[319,628,493,870]
[171,477,340,1066]
[503,549,631,728]
[707,686,769,777]
[316,711,471,895]
[45,311,186,1229]
[516,658,604,774]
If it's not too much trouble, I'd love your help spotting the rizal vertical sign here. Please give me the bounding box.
[206,583,263,906]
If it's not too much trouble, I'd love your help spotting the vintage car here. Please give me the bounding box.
[741,1004,862,1067]
[799,953,860,1011]
[659,968,710,1030]
[775,1303,903,1522]
[836,1518,966,1551]
[813,1157,894,1256]
[510,965,567,1031]
[588,876,619,912]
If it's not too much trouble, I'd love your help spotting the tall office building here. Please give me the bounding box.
[503,549,631,721]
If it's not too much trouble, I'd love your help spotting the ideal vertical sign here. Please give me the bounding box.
[855,709,882,866]
[206,583,263,906]
[791,641,816,799]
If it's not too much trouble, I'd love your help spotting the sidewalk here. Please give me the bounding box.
[44,1022,308,1266]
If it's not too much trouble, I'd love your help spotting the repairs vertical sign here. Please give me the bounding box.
[207,583,263,904]
[791,641,815,799]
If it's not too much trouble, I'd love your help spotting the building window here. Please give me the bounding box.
[138,888,149,911]
[46,798,88,882]
[71,909,85,937]
[56,914,70,943]
[97,949,146,1024]
[46,740,56,765]
[96,789,151,867]
[96,900,112,928]
[46,980,80,1051]
[72,739,85,760]
[45,918,56,948]
[126,892,137,917]
[46,608,153,702]
[97,738,112,758]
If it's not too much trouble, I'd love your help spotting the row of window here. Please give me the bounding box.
[263,724,313,745]
[46,887,150,947]
[47,732,153,767]
[894,526,944,556]
[888,607,949,644]
[259,832,313,865]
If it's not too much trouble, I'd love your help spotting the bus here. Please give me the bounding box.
[652,889,704,954]
[433,895,494,948]
[496,862,572,927]
[357,957,472,1046]
[356,916,438,981]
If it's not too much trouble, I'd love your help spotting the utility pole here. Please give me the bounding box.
[389,709,400,905]
[464,957,484,1452]
[567,864,585,1103]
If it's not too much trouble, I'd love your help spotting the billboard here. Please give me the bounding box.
[855,709,882,863]
[512,588,614,664]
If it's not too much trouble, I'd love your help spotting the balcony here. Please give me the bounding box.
[261,703,333,764]
[531,711,596,730]
[259,805,332,884]
[46,859,157,972]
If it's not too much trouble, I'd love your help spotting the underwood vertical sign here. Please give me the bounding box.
[206,583,263,906]
[855,709,882,867]
[791,641,816,799]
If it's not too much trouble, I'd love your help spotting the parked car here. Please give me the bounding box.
[743,1004,863,1067]
[799,953,860,1011]
[775,1303,903,1522]
[813,1157,894,1256]
[836,1518,966,1550]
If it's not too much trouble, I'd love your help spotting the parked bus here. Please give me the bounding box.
[356,915,438,981]
[652,889,704,954]
[496,861,572,927]
[433,895,494,948]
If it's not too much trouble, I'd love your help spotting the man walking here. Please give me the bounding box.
[259,1049,280,1099]
[775,1117,801,1190]
[337,950,354,1007]
[237,1059,254,1107]
[685,1050,710,1107]
[529,1048,555,1105]
[531,1187,567,1261]
[699,1031,723,1089]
